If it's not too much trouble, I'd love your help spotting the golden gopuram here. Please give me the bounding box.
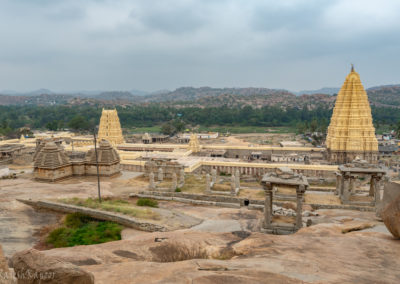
[326,66,378,164]
[98,108,125,145]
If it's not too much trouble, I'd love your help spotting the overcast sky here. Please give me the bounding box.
[0,0,399,93]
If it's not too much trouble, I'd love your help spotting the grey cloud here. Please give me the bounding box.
[0,0,399,92]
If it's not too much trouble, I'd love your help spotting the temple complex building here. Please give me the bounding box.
[98,109,125,145]
[326,66,378,164]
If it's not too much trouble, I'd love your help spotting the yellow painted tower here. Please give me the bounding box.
[326,66,378,163]
[98,109,125,145]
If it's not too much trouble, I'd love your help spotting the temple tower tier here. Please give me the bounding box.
[326,66,378,164]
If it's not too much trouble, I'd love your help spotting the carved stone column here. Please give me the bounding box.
[335,172,342,195]
[149,172,155,190]
[205,173,211,193]
[296,184,305,229]
[211,168,217,184]
[374,173,383,205]
[231,174,236,195]
[158,167,163,181]
[369,175,375,197]
[171,173,177,190]
[179,168,185,186]
[263,182,272,228]
[342,173,351,202]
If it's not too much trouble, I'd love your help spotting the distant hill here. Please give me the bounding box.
[295,87,340,96]
[0,85,399,109]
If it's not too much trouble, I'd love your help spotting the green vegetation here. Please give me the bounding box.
[0,104,399,137]
[60,197,159,219]
[136,198,159,207]
[47,213,122,248]
[175,187,182,192]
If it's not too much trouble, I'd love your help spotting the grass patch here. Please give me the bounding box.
[212,183,231,192]
[179,174,206,193]
[60,198,159,220]
[128,126,162,134]
[136,198,158,207]
[47,213,122,248]
[198,126,296,134]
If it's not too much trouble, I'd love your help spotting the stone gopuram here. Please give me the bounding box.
[326,66,378,164]
[261,167,309,235]
[187,133,201,153]
[98,109,125,145]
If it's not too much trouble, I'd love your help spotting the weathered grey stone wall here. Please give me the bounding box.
[18,199,166,232]
[130,191,375,211]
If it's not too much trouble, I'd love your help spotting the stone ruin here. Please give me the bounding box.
[336,157,386,206]
[144,158,184,179]
[204,168,241,196]
[34,139,120,182]
[147,161,185,191]
[261,167,309,235]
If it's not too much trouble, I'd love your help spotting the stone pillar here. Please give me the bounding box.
[295,185,305,229]
[179,168,185,186]
[263,182,272,228]
[205,173,211,193]
[349,175,356,194]
[211,168,217,184]
[369,175,375,197]
[231,174,236,195]
[335,172,342,195]
[342,174,351,202]
[149,172,155,190]
[171,173,177,190]
[235,168,240,189]
[235,173,240,190]
[374,174,383,205]
[158,167,163,181]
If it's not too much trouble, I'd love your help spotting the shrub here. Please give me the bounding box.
[136,198,158,208]
[47,213,122,248]
[175,187,182,192]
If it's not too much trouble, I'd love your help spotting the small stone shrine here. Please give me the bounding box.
[34,139,120,181]
[84,139,121,176]
[261,167,309,235]
[34,142,73,181]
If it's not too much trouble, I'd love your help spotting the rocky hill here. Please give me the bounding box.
[1,85,399,109]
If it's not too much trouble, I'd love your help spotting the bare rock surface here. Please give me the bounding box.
[37,222,400,284]
[11,249,94,284]
[382,195,400,239]
[0,244,13,284]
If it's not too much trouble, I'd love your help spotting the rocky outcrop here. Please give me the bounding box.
[11,249,94,284]
[382,195,400,239]
[0,244,12,284]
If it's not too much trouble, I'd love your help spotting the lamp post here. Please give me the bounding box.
[93,127,102,203]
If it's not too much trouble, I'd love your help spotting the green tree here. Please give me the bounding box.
[161,121,175,136]
[46,121,58,131]
[68,115,90,131]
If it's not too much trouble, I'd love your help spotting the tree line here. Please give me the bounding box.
[0,104,399,137]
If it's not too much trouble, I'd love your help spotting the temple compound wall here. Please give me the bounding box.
[34,139,120,182]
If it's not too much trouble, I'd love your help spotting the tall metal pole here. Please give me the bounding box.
[93,129,102,203]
